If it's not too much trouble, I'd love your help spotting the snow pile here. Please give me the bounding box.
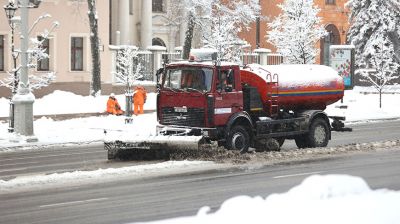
[0,160,214,192]
[0,113,159,150]
[139,175,400,224]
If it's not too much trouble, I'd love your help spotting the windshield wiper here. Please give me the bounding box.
[186,87,203,93]
[163,86,178,93]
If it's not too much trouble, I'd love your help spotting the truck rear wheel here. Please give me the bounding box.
[227,125,250,153]
[255,138,280,152]
[306,118,329,147]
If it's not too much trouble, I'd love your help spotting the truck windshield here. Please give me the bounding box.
[162,67,213,92]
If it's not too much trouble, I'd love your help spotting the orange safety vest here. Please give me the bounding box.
[106,97,123,115]
[133,87,147,105]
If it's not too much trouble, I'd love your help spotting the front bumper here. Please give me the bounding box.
[156,124,219,139]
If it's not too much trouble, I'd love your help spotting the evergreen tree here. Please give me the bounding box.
[346,0,400,68]
[347,0,400,108]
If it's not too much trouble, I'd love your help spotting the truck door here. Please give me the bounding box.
[214,68,243,126]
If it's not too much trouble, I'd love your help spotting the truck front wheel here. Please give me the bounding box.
[227,125,250,153]
[307,118,329,148]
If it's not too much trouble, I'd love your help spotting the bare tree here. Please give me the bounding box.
[87,0,101,96]
[0,14,58,91]
[182,12,195,59]
[113,45,142,116]
[357,37,400,108]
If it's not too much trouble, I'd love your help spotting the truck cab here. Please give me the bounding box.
[157,60,245,141]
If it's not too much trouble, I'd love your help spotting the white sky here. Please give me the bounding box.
[1,86,400,223]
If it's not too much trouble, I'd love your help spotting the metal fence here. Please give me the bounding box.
[137,51,153,81]
[113,48,284,84]
[162,52,181,63]
[241,53,260,65]
[266,53,284,65]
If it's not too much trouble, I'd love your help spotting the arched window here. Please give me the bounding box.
[152,38,166,47]
[320,24,341,65]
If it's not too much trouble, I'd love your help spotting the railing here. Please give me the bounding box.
[137,51,153,81]
[162,52,181,63]
[266,53,284,65]
[241,53,259,65]
[112,47,284,84]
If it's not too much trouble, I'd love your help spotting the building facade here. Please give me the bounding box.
[0,0,350,98]
[239,0,350,65]
[0,0,113,97]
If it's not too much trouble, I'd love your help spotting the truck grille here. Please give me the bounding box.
[161,107,205,127]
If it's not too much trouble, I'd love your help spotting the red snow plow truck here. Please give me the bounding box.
[105,57,348,159]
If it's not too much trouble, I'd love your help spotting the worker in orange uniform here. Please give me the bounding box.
[133,86,147,115]
[106,93,124,115]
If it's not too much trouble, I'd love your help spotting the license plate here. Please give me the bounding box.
[174,106,187,113]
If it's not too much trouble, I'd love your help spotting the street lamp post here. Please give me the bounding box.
[3,1,18,133]
[12,0,40,141]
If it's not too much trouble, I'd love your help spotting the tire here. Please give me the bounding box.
[294,135,309,149]
[306,118,329,148]
[226,125,250,153]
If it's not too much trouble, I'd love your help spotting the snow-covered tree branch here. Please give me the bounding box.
[0,16,58,92]
[357,37,400,108]
[267,0,327,64]
[202,0,260,63]
[114,46,143,93]
[346,0,400,67]
[171,0,260,62]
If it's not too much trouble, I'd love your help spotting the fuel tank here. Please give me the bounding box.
[240,64,344,111]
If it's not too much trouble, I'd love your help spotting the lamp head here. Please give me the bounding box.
[3,2,17,21]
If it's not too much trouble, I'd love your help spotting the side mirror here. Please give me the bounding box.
[156,68,163,83]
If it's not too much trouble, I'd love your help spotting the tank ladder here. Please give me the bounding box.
[266,73,279,118]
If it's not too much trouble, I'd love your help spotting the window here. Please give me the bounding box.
[37,36,50,71]
[163,67,213,92]
[218,69,235,91]
[0,35,4,71]
[152,0,163,12]
[325,0,335,5]
[71,37,83,71]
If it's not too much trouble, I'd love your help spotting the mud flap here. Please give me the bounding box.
[329,116,352,132]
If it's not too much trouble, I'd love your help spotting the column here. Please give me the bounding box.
[147,46,167,82]
[254,48,271,65]
[119,0,129,44]
[141,0,152,49]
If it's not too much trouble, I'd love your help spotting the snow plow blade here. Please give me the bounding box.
[105,136,208,160]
